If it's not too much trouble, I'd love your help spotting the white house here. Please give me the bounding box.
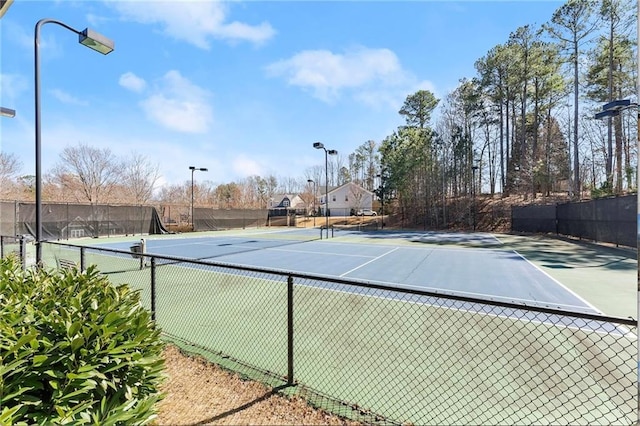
[318,182,374,216]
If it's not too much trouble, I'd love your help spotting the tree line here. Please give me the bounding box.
[1,0,636,223]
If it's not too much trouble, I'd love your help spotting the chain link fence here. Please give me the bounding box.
[0,201,166,240]
[29,241,640,424]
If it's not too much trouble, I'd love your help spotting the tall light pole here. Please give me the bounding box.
[472,165,479,231]
[313,142,337,238]
[189,166,208,232]
[307,179,317,227]
[376,171,385,229]
[594,97,639,415]
[35,19,114,264]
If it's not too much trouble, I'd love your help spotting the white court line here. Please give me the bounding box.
[98,250,629,337]
[363,278,597,312]
[339,247,399,277]
[512,249,603,314]
[141,237,600,314]
[291,279,630,338]
[268,247,372,258]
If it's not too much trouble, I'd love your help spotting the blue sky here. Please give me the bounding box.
[1,0,563,190]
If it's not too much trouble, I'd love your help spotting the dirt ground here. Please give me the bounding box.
[156,345,359,426]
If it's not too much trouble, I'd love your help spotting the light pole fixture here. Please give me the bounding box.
[376,171,385,229]
[594,97,639,406]
[35,19,114,264]
[0,107,16,118]
[313,142,337,238]
[472,165,479,231]
[189,166,208,232]
[307,179,317,227]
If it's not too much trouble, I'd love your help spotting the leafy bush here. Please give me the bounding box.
[0,257,164,425]
[590,181,614,199]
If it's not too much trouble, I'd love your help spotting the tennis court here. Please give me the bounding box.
[43,229,636,424]
[94,228,600,315]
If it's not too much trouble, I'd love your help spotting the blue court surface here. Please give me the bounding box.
[94,229,600,316]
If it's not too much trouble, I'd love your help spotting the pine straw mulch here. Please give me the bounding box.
[155,345,361,426]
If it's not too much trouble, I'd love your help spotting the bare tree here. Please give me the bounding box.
[50,143,123,204]
[0,152,22,198]
[122,152,161,204]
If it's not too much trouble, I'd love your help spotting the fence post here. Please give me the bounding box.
[19,235,26,270]
[287,275,294,385]
[151,257,156,321]
[80,247,85,272]
[0,236,4,259]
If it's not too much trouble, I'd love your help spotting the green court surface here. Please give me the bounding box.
[316,230,636,319]
[493,234,635,319]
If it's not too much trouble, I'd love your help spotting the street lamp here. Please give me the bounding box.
[376,171,385,229]
[35,19,114,264]
[313,142,337,238]
[472,165,479,231]
[594,97,639,409]
[189,166,208,231]
[0,107,16,118]
[307,179,317,227]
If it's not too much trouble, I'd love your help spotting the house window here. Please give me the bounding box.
[283,199,290,207]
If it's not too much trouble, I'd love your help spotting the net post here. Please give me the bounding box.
[140,238,146,270]
[287,274,294,385]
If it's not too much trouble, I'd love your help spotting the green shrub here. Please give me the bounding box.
[0,257,164,425]
[590,181,614,199]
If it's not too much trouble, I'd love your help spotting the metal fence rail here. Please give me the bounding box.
[31,241,639,424]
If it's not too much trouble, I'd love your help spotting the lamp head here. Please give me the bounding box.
[79,28,114,55]
[327,149,338,155]
[307,179,314,183]
[595,110,618,119]
[0,107,15,118]
[189,166,196,171]
[313,142,324,149]
[200,168,208,172]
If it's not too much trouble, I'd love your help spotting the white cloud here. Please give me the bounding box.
[266,47,441,109]
[85,12,112,29]
[356,79,439,110]
[49,89,89,106]
[1,73,29,102]
[2,20,32,50]
[266,47,408,102]
[108,1,275,49]
[232,155,264,177]
[140,70,213,134]
[119,72,147,93]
